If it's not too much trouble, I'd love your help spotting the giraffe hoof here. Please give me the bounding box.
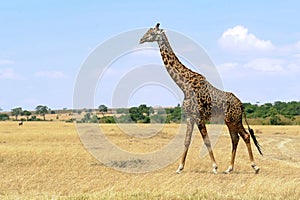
[252,164,260,174]
[223,170,232,174]
[212,164,218,174]
[255,168,260,174]
[212,168,218,174]
[176,164,184,174]
[224,166,233,174]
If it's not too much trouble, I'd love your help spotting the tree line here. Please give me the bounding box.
[1,101,300,125]
[0,105,51,121]
[99,104,183,124]
[243,101,300,118]
[243,101,300,125]
[100,101,300,125]
[82,102,300,125]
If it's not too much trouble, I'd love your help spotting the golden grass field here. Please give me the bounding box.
[0,121,299,199]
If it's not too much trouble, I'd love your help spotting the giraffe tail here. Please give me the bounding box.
[243,112,263,156]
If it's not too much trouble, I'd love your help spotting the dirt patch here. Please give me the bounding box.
[255,129,263,134]
[274,132,286,135]
[108,159,149,169]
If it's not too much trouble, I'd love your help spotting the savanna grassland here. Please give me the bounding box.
[0,121,299,199]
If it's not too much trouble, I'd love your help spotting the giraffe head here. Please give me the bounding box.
[139,23,164,44]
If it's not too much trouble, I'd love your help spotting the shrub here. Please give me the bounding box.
[65,118,76,123]
[270,115,281,125]
[150,114,166,123]
[0,114,9,121]
[116,114,134,123]
[89,115,99,123]
[99,116,115,123]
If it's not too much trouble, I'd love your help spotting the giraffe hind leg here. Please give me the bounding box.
[238,124,260,174]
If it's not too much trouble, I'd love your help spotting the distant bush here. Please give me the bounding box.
[129,104,152,123]
[65,118,76,123]
[270,115,281,125]
[99,116,115,123]
[165,105,184,123]
[243,101,300,119]
[77,113,99,123]
[28,116,43,121]
[0,114,9,121]
[67,101,300,125]
[81,113,91,123]
[116,108,129,114]
[116,114,133,123]
[90,115,100,123]
[150,114,166,123]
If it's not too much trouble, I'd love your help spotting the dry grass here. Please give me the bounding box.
[0,121,299,199]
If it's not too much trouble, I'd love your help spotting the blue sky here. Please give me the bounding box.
[0,1,299,111]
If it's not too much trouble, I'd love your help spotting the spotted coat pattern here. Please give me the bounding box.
[139,23,260,174]
[158,34,243,125]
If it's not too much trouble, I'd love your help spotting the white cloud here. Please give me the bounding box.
[0,59,15,65]
[218,57,300,74]
[0,68,23,80]
[217,62,239,71]
[219,25,274,51]
[243,58,285,72]
[277,40,300,55]
[293,53,300,59]
[34,71,67,79]
[218,26,300,74]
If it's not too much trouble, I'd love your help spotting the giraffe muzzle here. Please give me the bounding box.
[139,38,145,44]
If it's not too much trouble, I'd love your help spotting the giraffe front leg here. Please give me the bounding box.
[197,121,218,174]
[176,117,195,174]
[176,148,188,173]
[224,130,240,174]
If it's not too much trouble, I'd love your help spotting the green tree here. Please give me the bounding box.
[129,104,152,123]
[285,101,300,117]
[268,107,278,117]
[99,116,115,123]
[11,107,22,120]
[82,113,91,123]
[129,106,141,122]
[90,114,99,123]
[116,108,128,114]
[243,103,257,117]
[165,104,182,123]
[0,113,9,121]
[270,115,281,125]
[117,114,132,123]
[22,110,32,120]
[35,105,50,121]
[150,114,165,123]
[98,105,108,116]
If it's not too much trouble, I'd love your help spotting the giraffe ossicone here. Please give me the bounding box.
[140,23,263,174]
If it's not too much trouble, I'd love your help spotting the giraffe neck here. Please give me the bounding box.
[157,32,202,90]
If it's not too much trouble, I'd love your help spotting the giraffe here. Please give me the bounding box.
[139,23,263,174]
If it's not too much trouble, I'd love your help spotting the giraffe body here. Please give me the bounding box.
[140,23,262,174]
